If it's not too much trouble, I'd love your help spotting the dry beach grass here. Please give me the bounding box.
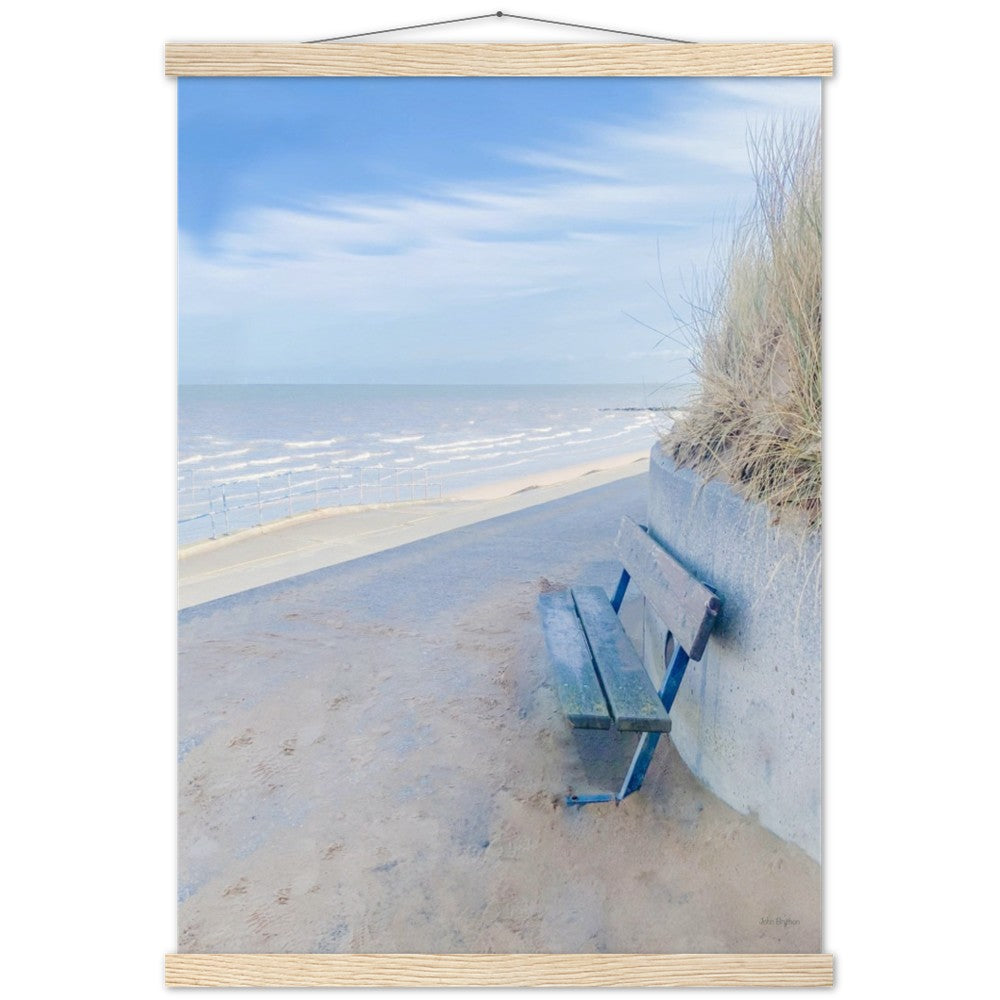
[667,118,822,526]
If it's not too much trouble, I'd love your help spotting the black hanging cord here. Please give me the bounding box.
[307,12,499,43]
[306,11,693,45]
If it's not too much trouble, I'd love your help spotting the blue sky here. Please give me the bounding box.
[178,77,820,385]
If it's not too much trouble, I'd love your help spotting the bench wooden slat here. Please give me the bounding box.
[614,516,721,661]
[571,586,672,733]
[538,590,612,729]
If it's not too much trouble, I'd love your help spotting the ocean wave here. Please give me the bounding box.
[591,426,656,441]
[414,441,521,457]
[416,433,526,453]
[176,385,671,541]
[201,460,254,474]
[415,445,554,469]
[196,453,324,475]
[525,431,573,442]
[285,437,340,449]
[178,447,250,466]
[337,451,392,464]
[412,440,589,469]
[204,463,327,487]
[270,448,349,462]
[415,456,470,470]
[410,426,657,473]
[191,428,657,482]
[416,436,528,455]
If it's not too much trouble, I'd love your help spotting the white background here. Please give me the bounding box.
[4,2,997,997]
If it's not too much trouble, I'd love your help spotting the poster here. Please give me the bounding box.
[177,72,823,961]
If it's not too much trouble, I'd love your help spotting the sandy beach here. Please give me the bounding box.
[178,466,820,953]
[179,451,650,609]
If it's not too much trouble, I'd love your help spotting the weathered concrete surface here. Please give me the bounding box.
[178,474,821,953]
[644,447,822,861]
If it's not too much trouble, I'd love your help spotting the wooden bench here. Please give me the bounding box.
[538,515,721,805]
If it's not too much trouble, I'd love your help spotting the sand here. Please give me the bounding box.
[178,451,650,609]
[178,470,821,954]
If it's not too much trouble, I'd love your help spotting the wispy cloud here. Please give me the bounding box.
[180,79,820,383]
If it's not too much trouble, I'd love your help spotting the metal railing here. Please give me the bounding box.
[178,465,443,543]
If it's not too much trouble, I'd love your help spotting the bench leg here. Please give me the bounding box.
[617,731,663,800]
[566,792,616,805]
[659,645,691,716]
[565,731,661,806]
[566,646,691,806]
[617,646,691,800]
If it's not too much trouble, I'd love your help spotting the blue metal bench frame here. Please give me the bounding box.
[538,516,721,806]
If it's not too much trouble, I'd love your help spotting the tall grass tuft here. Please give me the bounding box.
[666,116,822,527]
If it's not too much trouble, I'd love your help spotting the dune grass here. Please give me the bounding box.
[666,117,822,528]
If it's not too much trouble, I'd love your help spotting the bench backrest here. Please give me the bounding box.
[614,516,720,661]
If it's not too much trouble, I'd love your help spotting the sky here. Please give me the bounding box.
[178,76,820,385]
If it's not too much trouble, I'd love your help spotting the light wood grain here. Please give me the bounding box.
[164,43,833,78]
[165,952,833,987]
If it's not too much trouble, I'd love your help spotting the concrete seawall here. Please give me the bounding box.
[643,446,822,861]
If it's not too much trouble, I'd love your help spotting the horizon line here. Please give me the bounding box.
[177,380,672,388]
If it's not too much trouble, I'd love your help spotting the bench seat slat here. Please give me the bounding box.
[571,586,672,733]
[538,590,612,729]
[615,516,721,661]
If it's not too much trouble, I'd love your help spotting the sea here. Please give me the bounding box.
[178,384,687,546]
